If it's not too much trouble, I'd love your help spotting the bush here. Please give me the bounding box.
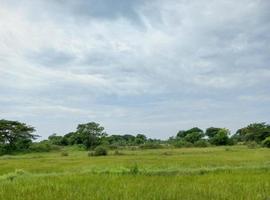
[108,144,119,150]
[93,146,108,156]
[61,152,69,156]
[174,140,193,148]
[262,137,270,148]
[194,140,209,147]
[129,163,139,175]
[139,143,163,149]
[114,150,125,155]
[88,152,94,157]
[29,142,60,152]
[246,141,258,149]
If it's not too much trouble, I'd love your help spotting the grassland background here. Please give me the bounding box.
[0,146,269,200]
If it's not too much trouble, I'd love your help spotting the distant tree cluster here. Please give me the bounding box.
[1,119,270,155]
[232,123,270,144]
[170,127,232,147]
[47,122,151,149]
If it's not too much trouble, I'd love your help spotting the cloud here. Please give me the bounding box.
[0,0,269,139]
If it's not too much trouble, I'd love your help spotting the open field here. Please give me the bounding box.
[0,146,270,200]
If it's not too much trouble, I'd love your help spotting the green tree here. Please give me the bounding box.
[48,133,65,145]
[205,127,222,138]
[209,128,230,146]
[76,122,107,149]
[234,123,270,143]
[135,134,147,145]
[0,119,38,153]
[176,127,204,144]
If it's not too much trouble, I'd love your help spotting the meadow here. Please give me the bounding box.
[0,146,270,200]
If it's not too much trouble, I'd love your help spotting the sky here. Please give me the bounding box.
[0,0,269,139]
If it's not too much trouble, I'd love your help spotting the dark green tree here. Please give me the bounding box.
[48,133,65,145]
[135,134,147,145]
[76,122,107,149]
[205,127,222,138]
[209,128,230,146]
[176,127,204,144]
[0,119,38,153]
[234,123,270,143]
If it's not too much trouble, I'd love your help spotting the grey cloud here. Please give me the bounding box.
[0,0,269,139]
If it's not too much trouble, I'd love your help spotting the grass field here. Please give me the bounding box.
[0,146,270,200]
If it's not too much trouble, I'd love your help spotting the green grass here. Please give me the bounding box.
[0,146,270,199]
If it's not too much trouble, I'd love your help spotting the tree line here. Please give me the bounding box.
[0,119,270,155]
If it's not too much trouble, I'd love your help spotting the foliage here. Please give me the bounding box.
[209,129,230,146]
[114,150,125,155]
[61,151,69,156]
[0,119,38,154]
[205,127,222,138]
[29,141,60,152]
[48,134,66,146]
[262,136,270,148]
[139,143,163,149]
[129,163,139,175]
[76,122,107,149]
[234,123,270,143]
[173,140,193,148]
[194,139,210,147]
[176,127,204,144]
[245,141,259,149]
[93,146,108,156]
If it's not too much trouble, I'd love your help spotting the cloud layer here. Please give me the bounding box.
[0,0,269,138]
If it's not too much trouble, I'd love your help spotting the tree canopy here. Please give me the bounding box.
[0,119,38,153]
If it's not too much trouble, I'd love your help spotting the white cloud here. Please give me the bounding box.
[0,0,269,138]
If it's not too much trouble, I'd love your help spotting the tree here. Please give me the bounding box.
[76,122,107,149]
[135,134,147,145]
[209,128,230,146]
[176,130,187,139]
[205,127,222,138]
[48,133,65,145]
[176,127,204,144]
[234,123,270,143]
[0,119,38,153]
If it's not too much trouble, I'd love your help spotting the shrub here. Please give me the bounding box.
[108,144,119,150]
[114,150,125,155]
[262,137,270,148]
[129,163,139,175]
[61,152,69,157]
[246,141,258,149]
[162,151,172,156]
[29,142,60,152]
[194,140,209,147]
[139,143,163,149]
[224,147,231,151]
[174,140,193,148]
[88,151,94,157]
[93,146,108,156]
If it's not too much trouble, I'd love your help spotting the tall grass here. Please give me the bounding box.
[0,146,269,199]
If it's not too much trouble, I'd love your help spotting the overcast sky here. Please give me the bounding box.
[0,0,269,139]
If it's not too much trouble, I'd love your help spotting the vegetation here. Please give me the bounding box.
[0,146,269,199]
[93,146,108,156]
[1,118,270,199]
[1,119,270,155]
[262,136,270,148]
[0,119,38,155]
